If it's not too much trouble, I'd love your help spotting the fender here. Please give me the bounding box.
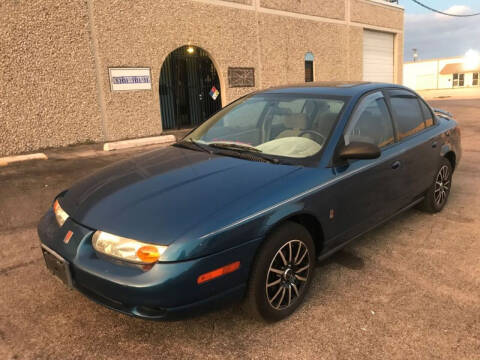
[440,143,453,158]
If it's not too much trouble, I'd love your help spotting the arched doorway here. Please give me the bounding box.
[159,45,222,130]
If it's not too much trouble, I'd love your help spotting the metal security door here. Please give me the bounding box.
[186,55,203,126]
[160,46,222,130]
[199,57,222,121]
[159,55,176,130]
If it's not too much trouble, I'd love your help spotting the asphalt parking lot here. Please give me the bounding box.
[0,99,479,359]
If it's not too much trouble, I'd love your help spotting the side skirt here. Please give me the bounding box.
[317,196,425,262]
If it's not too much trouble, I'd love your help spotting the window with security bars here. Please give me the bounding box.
[305,61,313,82]
[305,52,314,82]
[228,68,255,87]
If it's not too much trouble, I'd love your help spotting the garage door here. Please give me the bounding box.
[363,30,394,83]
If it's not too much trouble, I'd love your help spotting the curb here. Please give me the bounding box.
[103,135,176,151]
[0,153,48,166]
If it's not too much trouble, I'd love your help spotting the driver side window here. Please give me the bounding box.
[345,92,394,148]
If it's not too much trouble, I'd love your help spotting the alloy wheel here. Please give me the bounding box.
[266,240,310,310]
[434,165,450,206]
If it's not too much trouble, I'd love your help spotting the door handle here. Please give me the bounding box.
[432,141,438,148]
[391,161,401,170]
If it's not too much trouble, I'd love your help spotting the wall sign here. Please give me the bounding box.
[209,86,219,100]
[228,67,255,87]
[109,68,152,91]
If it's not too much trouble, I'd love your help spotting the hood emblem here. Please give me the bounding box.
[63,230,73,244]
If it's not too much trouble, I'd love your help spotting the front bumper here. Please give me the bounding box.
[38,209,261,320]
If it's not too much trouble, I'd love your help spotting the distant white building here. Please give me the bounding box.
[403,53,480,90]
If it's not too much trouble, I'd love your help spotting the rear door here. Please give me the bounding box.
[385,89,440,204]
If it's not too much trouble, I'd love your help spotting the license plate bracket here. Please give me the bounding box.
[41,245,72,288]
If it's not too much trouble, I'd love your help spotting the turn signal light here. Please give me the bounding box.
[197,261,240,284]
[136,246,160,263]
[53,199,69,227]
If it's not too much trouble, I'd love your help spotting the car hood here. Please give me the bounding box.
[60,145,300,245]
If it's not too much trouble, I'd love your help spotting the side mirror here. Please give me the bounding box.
[338,141,381,160]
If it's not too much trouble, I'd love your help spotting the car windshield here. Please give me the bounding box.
[184,93,347,159]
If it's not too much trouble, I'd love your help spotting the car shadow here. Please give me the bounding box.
[315,207,422,272]
[319,249,365,270]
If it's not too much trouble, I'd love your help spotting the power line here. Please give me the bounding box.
[409,0,480,17]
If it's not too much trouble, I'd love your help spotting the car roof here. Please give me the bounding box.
[260,81,407,97]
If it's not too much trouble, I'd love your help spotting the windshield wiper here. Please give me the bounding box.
[207,142,262,153]
[175,139,212,154]
[209,143,281,164]
[177,140,281,164]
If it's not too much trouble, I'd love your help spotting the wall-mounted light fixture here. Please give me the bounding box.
[186,46,195,54]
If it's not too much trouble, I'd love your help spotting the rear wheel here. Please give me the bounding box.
[420,157,452,213]
[246,222,315,322]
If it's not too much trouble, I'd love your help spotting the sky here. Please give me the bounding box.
[401,0,480,61]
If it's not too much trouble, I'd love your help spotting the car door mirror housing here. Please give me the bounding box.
[338,141,381,160]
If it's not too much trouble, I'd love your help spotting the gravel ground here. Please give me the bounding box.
[0,99,479,360]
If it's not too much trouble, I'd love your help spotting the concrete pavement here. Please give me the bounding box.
[418,87,480,100]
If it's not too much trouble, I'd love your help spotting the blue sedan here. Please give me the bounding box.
[38,82,461,321]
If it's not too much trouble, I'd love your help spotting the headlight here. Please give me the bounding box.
[53,199,69,227]
[92,231,168,264]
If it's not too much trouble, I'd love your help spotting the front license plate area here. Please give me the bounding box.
[42,246,72,288]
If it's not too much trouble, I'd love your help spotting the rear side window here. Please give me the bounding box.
[389,93,425,139]
[419,100,434,127]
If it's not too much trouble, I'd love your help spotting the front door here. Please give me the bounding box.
[323,91,404,249]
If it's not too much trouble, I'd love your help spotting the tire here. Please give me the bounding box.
[245,221,316,322]
[420,157,453,213]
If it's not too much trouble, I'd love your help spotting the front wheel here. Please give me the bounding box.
[245,222,316,322]
[420,157,453,213]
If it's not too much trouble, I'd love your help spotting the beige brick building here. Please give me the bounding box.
[0,0,404,156]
